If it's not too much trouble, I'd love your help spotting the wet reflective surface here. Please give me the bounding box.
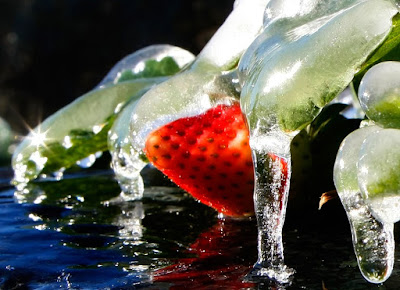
[1,166,400,289]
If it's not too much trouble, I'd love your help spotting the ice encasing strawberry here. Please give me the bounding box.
[144,103,255,217]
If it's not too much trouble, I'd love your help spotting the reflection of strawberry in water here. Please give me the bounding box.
[144,102,255,217]
[152,218,257,288]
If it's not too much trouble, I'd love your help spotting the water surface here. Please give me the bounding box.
[0,167,400,289]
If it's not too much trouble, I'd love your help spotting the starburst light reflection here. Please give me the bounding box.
[26,125,49,148]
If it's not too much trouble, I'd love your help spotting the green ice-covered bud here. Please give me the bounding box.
[358,61,400,128]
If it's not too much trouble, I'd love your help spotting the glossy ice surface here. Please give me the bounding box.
[130,0,270,151]
[12,79,157,185]
[332,57,400,284]
[98,45,195,88]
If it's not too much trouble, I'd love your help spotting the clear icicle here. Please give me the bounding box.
[246,147,295,283]
[334,126,394,283]
[340,190,394,283]
[108,85,160,200]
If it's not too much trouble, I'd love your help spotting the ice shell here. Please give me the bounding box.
[358,61,400,128]
[358,128,400,223]
[0,117,12,156]
[334,125,382,193]
[240,0,375,85]
[98,45,195,87]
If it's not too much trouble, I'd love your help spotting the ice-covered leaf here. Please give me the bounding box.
[240,0,398,132]
[12,46,194,186]
[12,80,159,185]
[0,117,12,164]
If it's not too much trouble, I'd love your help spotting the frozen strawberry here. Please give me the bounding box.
[144,102,255,217]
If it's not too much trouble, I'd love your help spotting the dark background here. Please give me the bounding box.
[0,0,233,134]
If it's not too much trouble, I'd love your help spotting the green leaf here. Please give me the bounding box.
[353,13,400,90]
[308,103,349,140]
[116,57,180,83]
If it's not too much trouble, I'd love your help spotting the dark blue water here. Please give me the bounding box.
[1,168,400,289]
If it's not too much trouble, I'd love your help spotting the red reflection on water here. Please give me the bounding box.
[153,218,257,289]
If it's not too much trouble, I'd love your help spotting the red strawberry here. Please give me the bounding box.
[144,102,255,217]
